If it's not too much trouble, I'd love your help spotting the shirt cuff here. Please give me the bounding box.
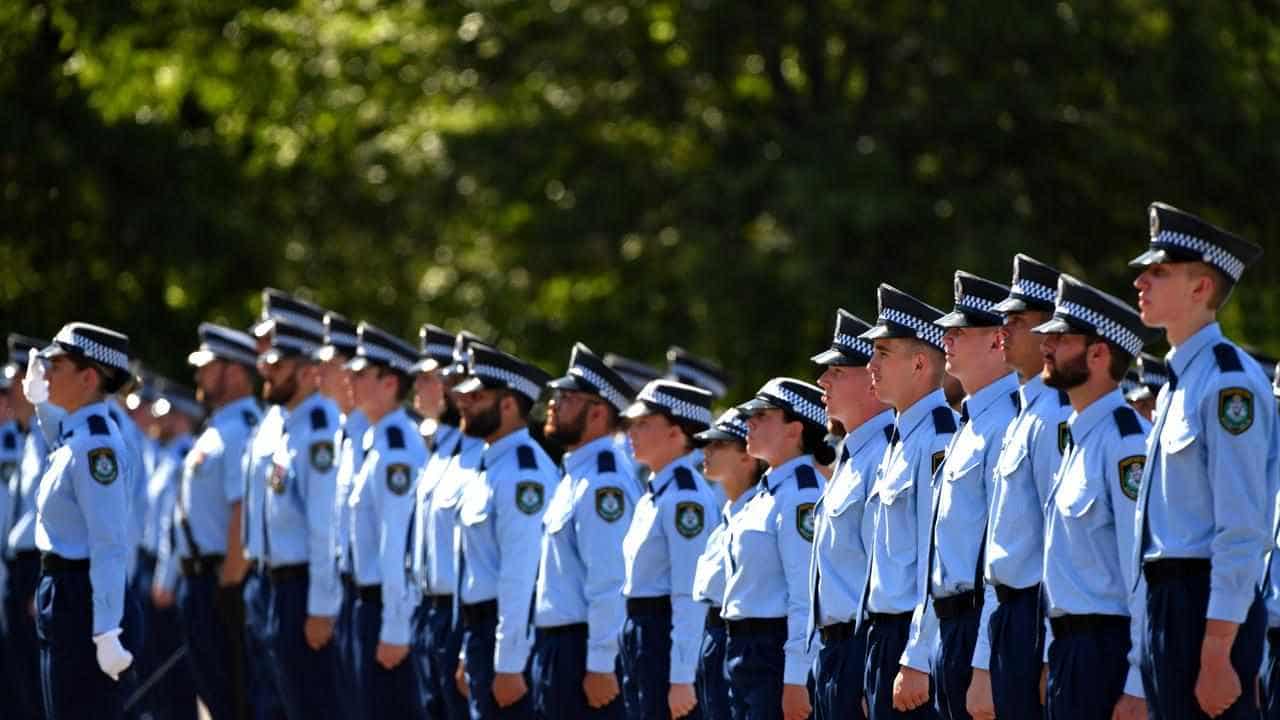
[495,641,531,674]
[1207,589,1252,624]
[971,639,991,670]
[669,658,697,685]
[900,640,931,673]
[784,652,811,686]
[586,647,616,674]
[1124,667,1145,699]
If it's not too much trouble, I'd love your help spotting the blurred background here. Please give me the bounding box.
[3,0,1280,397]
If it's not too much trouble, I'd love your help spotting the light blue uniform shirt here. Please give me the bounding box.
[333,409,370,578]
[974,375,1071,669]
[176,396,261,558]
[722,455,824,685]
[266,393,341,616]
[930,373,1020,600]
[1135,322,1280,622]
[7,419,50,556]
[150,434,193,593]
[0,421,23,557]
[413,427,482,596]
[861,388,957,672]
[1044,389,1149,697]
[348,407,426,645]
[105,400,146,575]
[409,422,462,591]
[456,427,556,673]
[621,452,720,684]
[34,402,131,634]
[535,435,637,672]
[242,404,287,562]
[809,409,896,636]
[693,484,760,609]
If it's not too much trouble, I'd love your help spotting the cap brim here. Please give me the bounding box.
[344,356,372,372]
[858,324,898,341]
[547,374,592,392]
[738,396,782,415]
[1128,248,1173,269]
[1125,386,1154,402]
[259,349,284,366]
[252,318,277,338]
[410,357,443,374]
[992,297,1030,313]
[811,348,864,367]
[38,343,69,361]
[1030,317,1073,335]
[312,345,338,363]
[453,376,486,395]
[4,363,20,380]
[692,427,742,445]
[621,399,662,420]
[187,349,217,368]
[935,310,974,328]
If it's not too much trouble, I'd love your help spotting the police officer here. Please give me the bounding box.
[344,323,426,718]
[530,343,637,718]
[260,312,343,720]
[727,378,830,720]
[410,328,485,720]
[809,310,896,720]
[858,284,957,720]
[1123,353,1168,422]
[970,253,1070,719]
[451,343,556,719]
[176,322,263,720]
[1131,202,1277,719]
[1,333,49,720]
[619,378,719,720]
[31,322,136,719]
[693,408,763,720]
[411,324,461,449]
[1033,274,1156,719]
[928,272,1021,720]
[1265,359,1280,720]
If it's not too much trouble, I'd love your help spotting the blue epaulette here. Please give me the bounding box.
[597,450,617,474]
[1057,390,1070,406]
[87,415,111,436]
[2,430,15,450]
[517,445,538,470]
[672,465,696,490]
[795,463,819,490]
[932,406,957,434]
[1213,343,1244,373]
[1113,406,1143,438]
[310,407,329,431]
[242,410,258,428]
[386,425,405,450]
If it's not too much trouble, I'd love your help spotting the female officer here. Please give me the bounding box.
[723,378,832,720]
[29,322,135,720]
[620,379,719,720]
[691,408,764,720]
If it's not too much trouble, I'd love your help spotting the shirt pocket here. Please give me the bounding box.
[996,441,1029,479]
[827,473,866,518]
[459,482,491,526]
[1053,473,1102,519]
[1160,418,1198,456]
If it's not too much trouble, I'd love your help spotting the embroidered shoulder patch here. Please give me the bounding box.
[1218,388,1254,435]
[516,481,545,515]
[386,463,412,495]
[88,448,118,485]
[1058,422,1072,454]
[1118,456,1143,501]
[796,502,816,542]
[674,501,705,538]
[931,451,945,476]
[310,441,335,472]
[595,486,625,522]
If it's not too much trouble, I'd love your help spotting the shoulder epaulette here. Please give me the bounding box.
[1213,343,1244,373]
[597,450,617,474]
[1057,389,1070,407]
[1009,391,1022,413]
[107,406,124,425]
[1112,406,1143,438]
[386,425,405,450]
[310,407,329,431]
[672,465,696,491]
[931,406,957,434]
[517,445,538,470]
[2,431,15,450]
[242,410,258,428]
[87,415,111,437]
[795,464,819,490]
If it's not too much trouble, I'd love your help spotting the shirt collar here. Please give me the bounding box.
[1019,373,1052,410]
[726,483,759,516]
[483,426,532,467]
[962,373,1020,423]
[843,409,897,459]
[211,395,259,426]
[561,434,617,476]
[895,388,949,440]
[283,392,324,430]
[63,401,110,437]
[1167,321,1223,379]
[1066,387,1126,443]
[648,450,699,495]
[763,454,813,494]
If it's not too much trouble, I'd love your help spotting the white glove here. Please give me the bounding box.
[21,348,48,404]
[92,628,134,681]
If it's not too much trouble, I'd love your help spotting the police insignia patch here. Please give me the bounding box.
[1118,456,1143,501]
[1218,388,1254,435]
[931,451,945,476]
[595,487,625,522]
[516,481,545,515]
[88,448,118,485]
[269,463,287,494]
[386,463,412,495]
[310,441,334,472]
[675,501,705,538]
[1058,422,1071,453]
[796,502,816,542]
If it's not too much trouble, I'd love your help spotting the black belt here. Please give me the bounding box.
[1269,628,1280,647]
[540,622,587,636]
[1142,558,1211,586]
[357,584,382,603]
[867,611,913,624]
[423,594,453,611]
[626,596,672,616]
[724,617,787,638]
[1049,614,1128,636]
[461,599,498,626]
[341,572,355,591]
[933,590,981,619]
[819,621,856,644]
[180,554,226,577]
[268,564,308,583]
[137,548,158,565]
[994,583,1039,604]
[706,607,725,629]
[41,553,90,573]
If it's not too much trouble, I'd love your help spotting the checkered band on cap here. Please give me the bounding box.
[1010,280,1056,304]
[712,409,750,442]
[880,308,945,349]
[571,365,630,412]
[1142,368,1170,387]
[54,325,129,371]
[758,379,827,428]
[357,325,417,373]
[1056,301,1146,356]
[637,381,714,426]
[474,364,543,402]
[425,342,453,360]
[834,332,873,360]
[1155,229,1247,282]
[957,295,999,313]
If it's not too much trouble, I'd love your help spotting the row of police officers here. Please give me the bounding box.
[2,200,1280,720]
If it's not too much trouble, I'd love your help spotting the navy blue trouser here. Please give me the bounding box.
[864,613,937,720]
[241,567,284,720]
[530,623,624,719]
[1264,629,1280,720]
[1142,574,1265,720]
[1044,620,1130,720]
[265,570,337,720]
[931,609,979,720]
[411,597,468,720]
[128,551,196,720]
[459,607,534,720]
[812,624,868,720]
[36,566,122,720]
[3,551,43,720]
[351,593,422,720]
[331,579,359,720]
[698,618,732,720]
[986,587,1043,719]
[724,620,790,720]
[176,572,246,720]
[619,604,702,720]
